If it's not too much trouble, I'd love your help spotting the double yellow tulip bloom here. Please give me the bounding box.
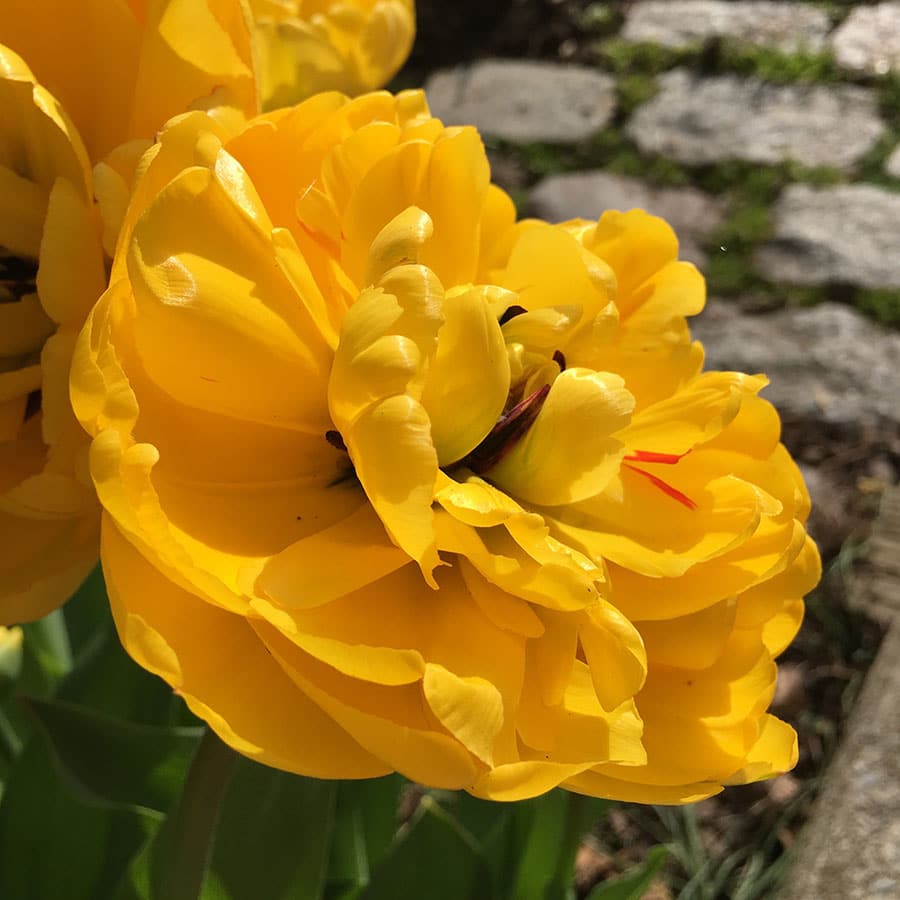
[70,92,819,801]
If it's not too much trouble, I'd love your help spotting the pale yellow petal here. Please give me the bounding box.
[489,368,634,507]
[422,285,511,465]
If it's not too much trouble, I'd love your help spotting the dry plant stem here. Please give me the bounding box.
[160,727,238,900]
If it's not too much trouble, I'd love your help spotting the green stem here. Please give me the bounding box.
[0,706,22,761]
[548,793,605,900]
[157,727,238,900]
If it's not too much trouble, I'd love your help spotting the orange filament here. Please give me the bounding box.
[623,449,697,509]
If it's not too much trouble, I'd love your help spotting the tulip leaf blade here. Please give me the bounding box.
[327,774,406,895]
[24,695,202,815]
[0,733,156,900]
[358,795,490,900]
[509,790,612,900]
[585,846,668,900]
[203,758,339,900]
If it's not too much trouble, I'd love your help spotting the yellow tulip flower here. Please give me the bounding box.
[0,0,258,624]
[72,91,818,801]
[248,0,416,109]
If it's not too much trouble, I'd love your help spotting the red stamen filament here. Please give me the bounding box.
[623,448,697,509]
[624,449,690,465]
[623,464,697,510]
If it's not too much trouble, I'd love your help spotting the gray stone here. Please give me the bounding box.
[756,184,900,289]
[886,144,900,179]
[528,170,725,266]
[831,2,900,75]
[622,1,830,53]
[779,524,900,898]
[425,60,617,144]
[691,301,900,430]
[861,487,900,622]
[626,70,885,170]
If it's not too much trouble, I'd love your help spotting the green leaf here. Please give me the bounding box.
[0,736,156,900]
[509,791,567,900]
[0,625,24,689]
[25,696,201,815]
[23,609,73,681]
[327,775,405,897]
[585,846,668,900]
[437,792,515,898]
[359,796,489,900]
[506,791,611,900]
[56,621,187,726]
[62,565,109,665]
[203,758,338,900]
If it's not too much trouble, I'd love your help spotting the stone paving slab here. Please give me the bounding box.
[622,1,830,53]
[528,170,724,266]
[778,487,900,899]
[425,60,617,144]
[626,71,884,171]
[830,2,900,75]
[756,184,900,290]
[691,301,900,430]
[886,145,900,179]
[859,488,900,622]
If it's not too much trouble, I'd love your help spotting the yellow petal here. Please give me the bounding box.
[562,769,721,805]
[581,210,681,315]
[36,176,106,326]
[609,517,806,622]
[0,162,45,258]
[640,632,776,732]
[253,616,480,789]
[736,534,820,630]
[0,45,92,192]
[619,371,767,456]
[128,163,332,429]
[500,222,616,320]
[250,595,426,686]
[435,511,601,613]
[760,599,804,657]
[553,471,771,578]
[93,138,154,258]
[458,559,545,638]
[423,663,504,767]
[489,368,634,507]
[101,517,385,777]
[637,599,737,670]
[517,659,645,766]
[0,293,53,358]
[129,0,257,150]
[580,602,648,710]
[722,715,798,785]
[471,760,599,802]
[422,285,511,465]
[329,252,445,577]
[348,394,440,579]
[255,502,409,609]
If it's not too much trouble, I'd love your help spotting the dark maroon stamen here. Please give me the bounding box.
[325,429,347,451]
[498,304,527,326]
[553,350,566,371]
[462,383,551,475]
[0,250,39,303]
[24,390,42,423]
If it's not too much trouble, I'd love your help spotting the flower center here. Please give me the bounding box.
[0,248,38,304]
[457,383,551,475]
